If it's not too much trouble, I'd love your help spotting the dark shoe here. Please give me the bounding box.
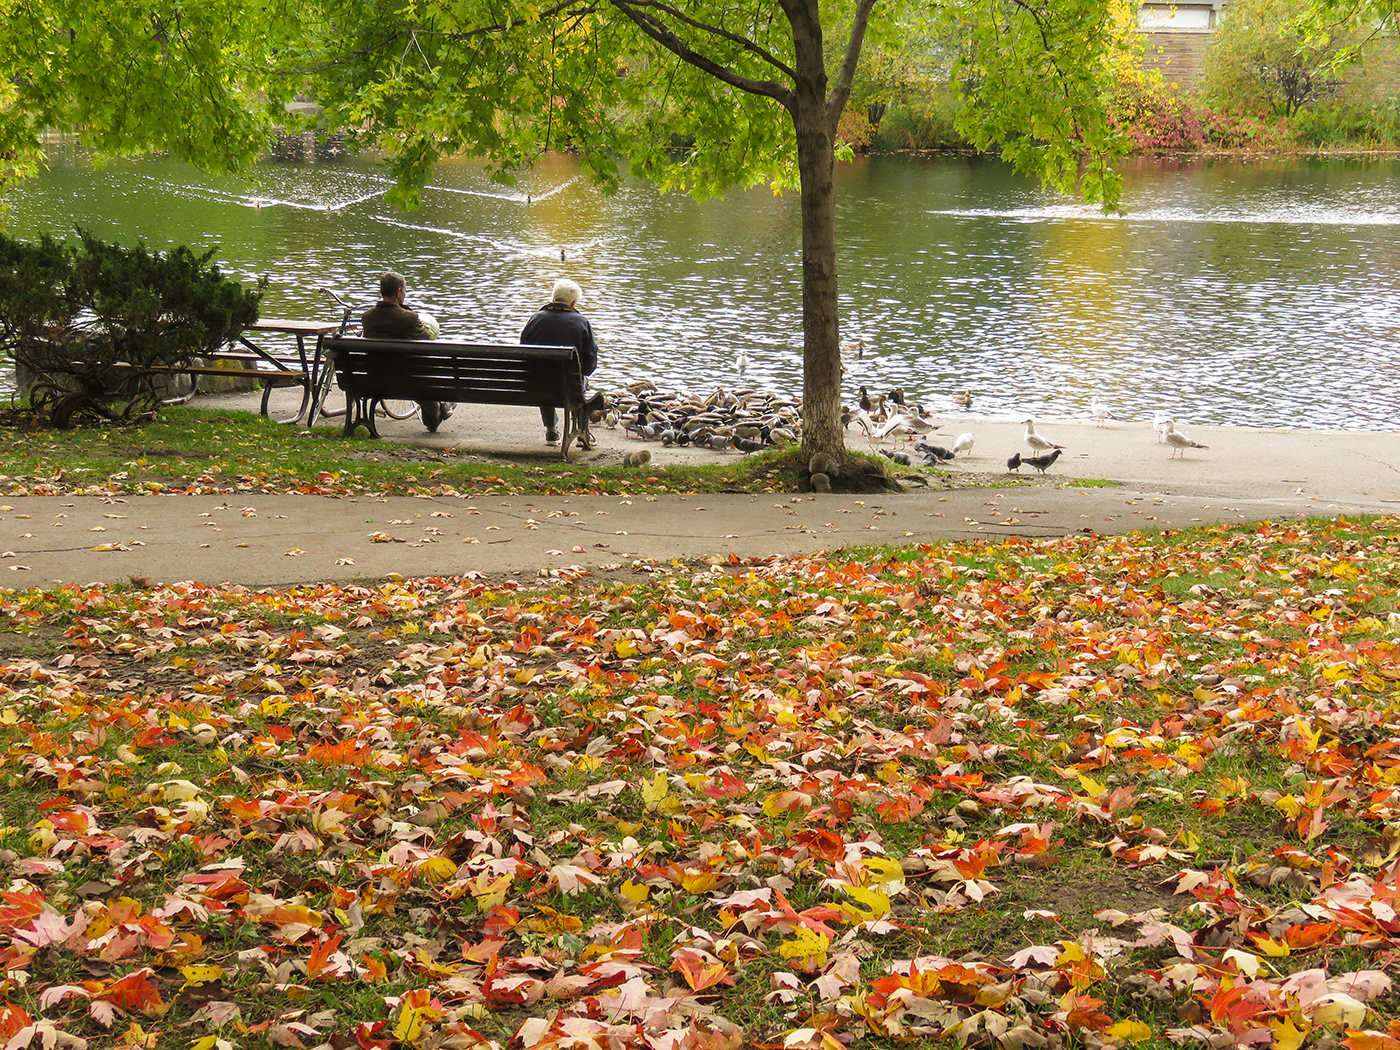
[585,391,605,412]
[439,402,455,420]
[421,401,442,433]
[545,426,560,444]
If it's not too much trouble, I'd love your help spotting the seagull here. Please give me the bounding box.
[952,432,975,457]
[877,413,934,442]
[1152,411,1173,443]
[1023,449,1062,474]
[1164,419,1208,458]
[1007,452,1023,472]
[953,391,973,408]
[1023,419,1064,453]
[1090,397,1119,428]
[735,348,750,373]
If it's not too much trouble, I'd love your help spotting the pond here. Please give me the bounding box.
[6,147,1400,430]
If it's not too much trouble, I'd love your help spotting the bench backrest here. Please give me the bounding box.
[327,337,584,408]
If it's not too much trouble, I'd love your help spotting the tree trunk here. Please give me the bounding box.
[787,1,846,469]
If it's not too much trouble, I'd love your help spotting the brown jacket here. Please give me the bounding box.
[361,300,434,340]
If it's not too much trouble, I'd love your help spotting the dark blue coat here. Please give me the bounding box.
[520,303,597,375]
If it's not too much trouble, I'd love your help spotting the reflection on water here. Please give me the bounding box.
[5,150,1400,430]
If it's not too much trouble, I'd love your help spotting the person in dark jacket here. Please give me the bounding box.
[520,278,603,444]
[360,272,454,433]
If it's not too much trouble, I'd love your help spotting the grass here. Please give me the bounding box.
[0,404,1085,498]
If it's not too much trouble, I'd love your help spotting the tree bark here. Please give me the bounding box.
[784,0,845,467]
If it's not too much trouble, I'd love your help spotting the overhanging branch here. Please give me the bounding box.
[607,0,796,107]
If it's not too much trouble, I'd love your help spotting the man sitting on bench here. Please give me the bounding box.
[520,278,604,445]
[360,272,455,433]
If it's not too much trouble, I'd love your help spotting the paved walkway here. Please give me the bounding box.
[1,389,1397,587]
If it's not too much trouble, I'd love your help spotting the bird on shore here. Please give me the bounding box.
[922,445,956,464]
[1023,419,1064,453]
[881,449,914,466]
[734,436,766,453]
[1007,452,1023,472]
[1152,411,1173,443]
[953,391,973,408]
[1024,449,1062,474]
[1164,419,1208,458]
[952,432,975,457]
[1090,397,1119,427]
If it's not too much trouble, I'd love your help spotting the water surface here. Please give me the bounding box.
[7,149,1399,429]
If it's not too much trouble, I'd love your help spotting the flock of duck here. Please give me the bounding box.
[596,371,1211,472]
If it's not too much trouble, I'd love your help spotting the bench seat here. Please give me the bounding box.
[326,337,592,459]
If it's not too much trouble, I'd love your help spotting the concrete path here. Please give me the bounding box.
[1,388,1397,587]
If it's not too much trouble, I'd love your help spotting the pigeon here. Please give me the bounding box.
[659,428,680,446]
[1007,452,1022,472]
[1090,397,1119,427]
[706,433,733,451]
[952,432,974,457]
[1023,448,1062,474]
[881,449,914,466]
[1023,419,1064,453]
[921,445,956,463]
[1164,419,1208,458]
[733,436,765,453]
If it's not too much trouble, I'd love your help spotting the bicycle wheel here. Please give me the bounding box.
[376,399,420,420]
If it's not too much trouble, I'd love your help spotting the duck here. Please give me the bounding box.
[953,391,973,408]
[842,338,866,360]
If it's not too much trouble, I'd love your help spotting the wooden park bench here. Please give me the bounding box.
[325,336,595,460]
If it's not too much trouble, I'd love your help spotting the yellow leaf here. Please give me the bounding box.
[762,790,813,817]
[393,988,445,1043]
[1179,829,1202,853]
[620,879,650,904]
[179,964,224,988]
[1269,1018,1307,1050]
[470,873,513,910]
[863,856,906,888]
[614,638,638,658]
[417,857,457,883]
[521,905,583,935]
[680,870,719,894]
[776,926,830,970]
[1252,934,1291,957]
[260,697,290,717]
[641,771,670,810]
[1275,795,1303,818]
[1076,773,1107,799]
[1106,1019,1152,1042]
[838,883,892,924]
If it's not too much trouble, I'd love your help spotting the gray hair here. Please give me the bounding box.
[379,271,406,299]
[552,278,582,306]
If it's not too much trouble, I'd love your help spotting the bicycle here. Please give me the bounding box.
[316,289,420,422]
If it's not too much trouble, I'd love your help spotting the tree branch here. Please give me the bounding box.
[826,0,878,131]
[606,0,796,107]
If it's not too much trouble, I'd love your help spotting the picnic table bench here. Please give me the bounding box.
[326,336,594,460]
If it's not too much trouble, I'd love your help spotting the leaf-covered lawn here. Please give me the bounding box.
[0,516,1398,1049]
